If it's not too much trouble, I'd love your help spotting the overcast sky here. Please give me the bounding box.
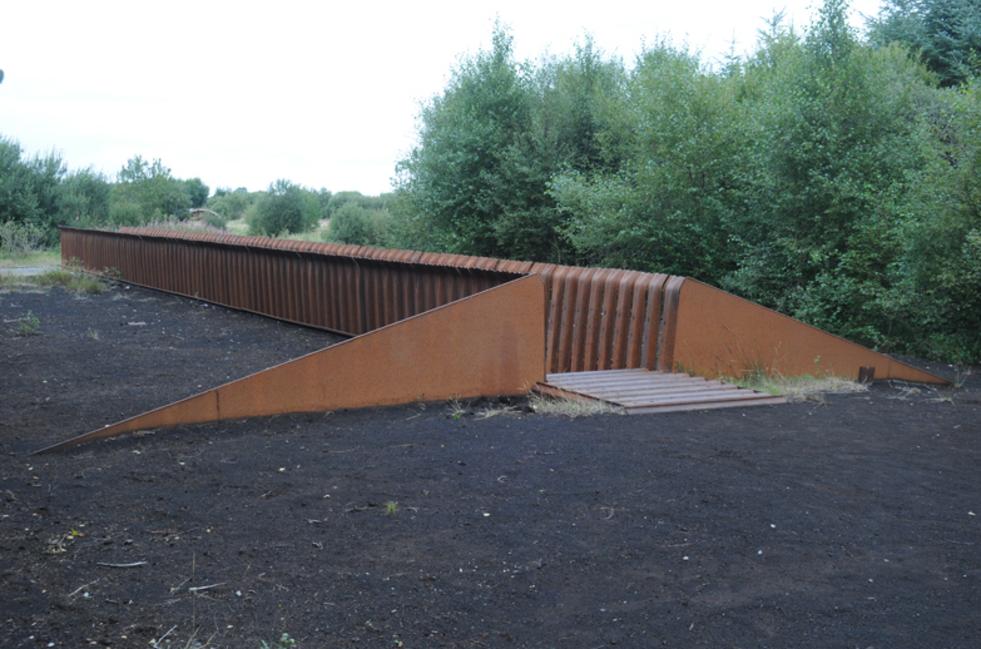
[1,0,882,196]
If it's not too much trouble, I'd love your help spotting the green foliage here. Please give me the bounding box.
[395,27,541,256]
[869,0,980,86]
[393,4,981,363]
[554,45,747,279]
[0,138,67,244]
[16,311,40,336]
[247,179,319,236]
[325,190,387,217]
[325,202,392,246]
[395,29,626,261]
[59,169,111,228]
[183,177,209,208]
[110,156,191,225]
[0,220,47,255]
[208,187,255,220]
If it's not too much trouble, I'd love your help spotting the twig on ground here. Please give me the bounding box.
[188,582,225,593]
[67,578,100,597]
[97,561,148,568]
[150,625,177,648]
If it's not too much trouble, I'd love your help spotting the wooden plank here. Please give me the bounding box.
[546,375,706,389]
[612,390,779,406]
[546,369,650,380]
[626,396,786,414]
[588,384,740,399]
[539,369,787,415]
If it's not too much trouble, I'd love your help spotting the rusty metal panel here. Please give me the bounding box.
[38,275,546,452]
[654,275,684,372]
[63,227,526,338]
[669,279,947,383]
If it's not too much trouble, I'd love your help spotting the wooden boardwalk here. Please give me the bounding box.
[538,369,786,414]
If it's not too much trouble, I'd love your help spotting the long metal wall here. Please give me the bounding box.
[61,227,684,373]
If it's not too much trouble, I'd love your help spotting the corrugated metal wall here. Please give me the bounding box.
[61,227,686,373]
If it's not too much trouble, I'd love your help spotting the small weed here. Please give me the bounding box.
[85,328,101,341]
[46,528,84,554]
[384,501,399,516]
[474,404,520,419]
[16,311,40,336]
[260,632,297,649]
[951,367,973,389]
[447,400,467,420]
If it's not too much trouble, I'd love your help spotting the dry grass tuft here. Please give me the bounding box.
[529,393,623,417]
[474,404,521,419]
[0,267,106,294]
[733,372,869,402]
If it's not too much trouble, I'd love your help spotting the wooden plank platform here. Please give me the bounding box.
[538,369,786,414]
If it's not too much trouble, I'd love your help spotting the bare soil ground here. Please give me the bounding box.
[1,284,979,649]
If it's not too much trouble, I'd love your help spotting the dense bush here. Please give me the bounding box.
[0,221,47,255]
[324,202,392,246]
[208,187,255,221]
[247,180,319,236]
[393,1,981,363]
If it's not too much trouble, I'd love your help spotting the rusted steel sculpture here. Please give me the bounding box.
[63,226,942,382]
[42,226,945,452]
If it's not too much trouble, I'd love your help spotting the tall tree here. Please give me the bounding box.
[869,0,981,85]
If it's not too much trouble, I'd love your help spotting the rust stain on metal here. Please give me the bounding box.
[36,275,546,453]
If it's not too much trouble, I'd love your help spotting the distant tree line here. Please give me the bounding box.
[390,0,981,363]
[0,141,396,246]
[0,145,210,245]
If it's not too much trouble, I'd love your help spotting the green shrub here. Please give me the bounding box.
[0,221,46,256]
[247,180,318,236]
[324,203,392,246]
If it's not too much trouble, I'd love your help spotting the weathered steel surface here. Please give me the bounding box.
[36,275,546,453]
[62,227,513,336]
[670,279,947,384]
[541,370,786,414]
[61,227,686,373]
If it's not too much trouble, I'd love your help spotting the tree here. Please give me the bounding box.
[552,44,747,280]
[110,156,191,224]
[183,177,209,208]
[207,187,254,220]
[869,0,981,85]
[395,26,540,257]
[325,202,391,246]
[247,179,318,235]
[0,137,67,244]
[59,168,111,228]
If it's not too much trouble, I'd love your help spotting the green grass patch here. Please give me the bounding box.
[0,247,60,268]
